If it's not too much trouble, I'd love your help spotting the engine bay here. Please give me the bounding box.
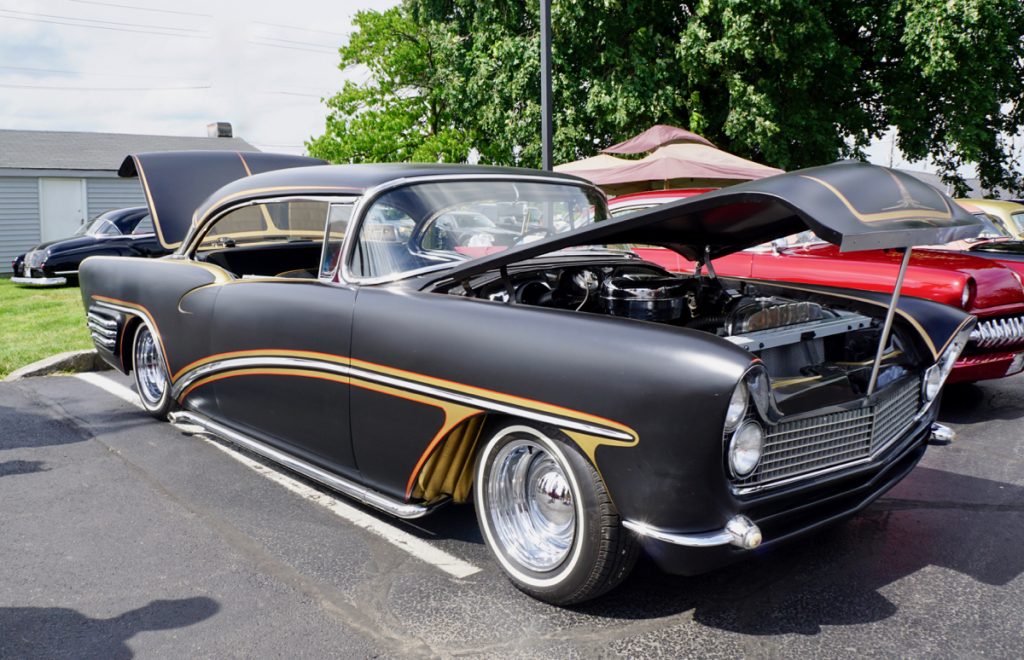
[442,261,921,408]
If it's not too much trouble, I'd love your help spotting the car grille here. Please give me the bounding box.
[24,249,46,269]
[733,377,921,491]
[970,315,1024,349]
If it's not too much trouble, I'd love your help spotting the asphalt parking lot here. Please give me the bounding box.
[1,371,1022,658]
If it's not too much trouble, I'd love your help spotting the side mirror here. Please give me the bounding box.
[770,238,788,255]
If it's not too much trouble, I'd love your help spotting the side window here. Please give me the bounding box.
[350,203,420,279]
[132,215,154,235]
[195,200,329,279]
[320,203,352,278]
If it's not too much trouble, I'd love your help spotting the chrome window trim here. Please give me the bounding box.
[338,174,608,286]
[179,195,361,283]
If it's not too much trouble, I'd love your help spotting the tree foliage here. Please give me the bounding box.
[309,0,1024,194]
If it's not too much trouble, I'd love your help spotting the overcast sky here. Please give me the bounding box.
[0,0,396,153]
[1,1,1017,178]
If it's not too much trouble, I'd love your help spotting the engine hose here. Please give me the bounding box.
[685,314,727,331]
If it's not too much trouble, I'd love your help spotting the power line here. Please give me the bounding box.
[0,7,205,33]
[63,0,212,18]
[0,10,209,38]
[0,64,204,82]
[256,35,339,50]
[0,82,212,91]
[250,20,346,38]
[248,39,338,55]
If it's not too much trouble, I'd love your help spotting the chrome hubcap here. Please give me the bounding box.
[487,437,575,572]
[134,327,166,405]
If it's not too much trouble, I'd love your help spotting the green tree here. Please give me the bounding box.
[306,7,474,163]
[312,0,1024,193]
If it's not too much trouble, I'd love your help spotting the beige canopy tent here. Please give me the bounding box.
[556,125,783,196]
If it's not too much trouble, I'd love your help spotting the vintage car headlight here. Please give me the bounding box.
[724,381,749,431]
[728,421,764,477]
[922,324,973,402]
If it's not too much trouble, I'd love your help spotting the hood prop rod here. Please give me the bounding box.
[867,246,912,396]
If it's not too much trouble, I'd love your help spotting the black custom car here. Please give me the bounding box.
[12,206,159,286]
[80,152,980,605]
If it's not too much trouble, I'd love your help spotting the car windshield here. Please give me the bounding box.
[974,213,1010,239]
[1011,212,1024,235]
[74,216,121,237]
[350,180,607,280]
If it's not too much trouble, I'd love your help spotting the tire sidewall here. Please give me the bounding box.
[474,423,604,599]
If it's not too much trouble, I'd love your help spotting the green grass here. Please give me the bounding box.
[0,277,92,378]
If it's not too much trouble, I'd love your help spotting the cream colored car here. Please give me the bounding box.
[957,198,1024,239]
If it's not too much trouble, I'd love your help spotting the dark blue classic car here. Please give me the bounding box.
[12,206,163,286]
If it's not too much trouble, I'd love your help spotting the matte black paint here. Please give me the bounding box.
[121,151,326,249]
[78,158,975,579]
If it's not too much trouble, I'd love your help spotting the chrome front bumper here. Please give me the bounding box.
[624,515,763,550]
[10,276,67,287]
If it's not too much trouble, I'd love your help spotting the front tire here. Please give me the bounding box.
[132,323,175,419]
[474,423,638,605]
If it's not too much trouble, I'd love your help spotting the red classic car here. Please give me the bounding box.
[609,189,1024,383]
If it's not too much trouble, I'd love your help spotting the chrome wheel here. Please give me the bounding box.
[486,435,576,572]
[133,325,167,407]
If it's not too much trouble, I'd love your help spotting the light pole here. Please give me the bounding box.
[540,0,553,170]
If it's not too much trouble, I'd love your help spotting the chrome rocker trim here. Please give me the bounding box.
[168,410,443,519]
[623,515,762,550]
[10,276,67,287]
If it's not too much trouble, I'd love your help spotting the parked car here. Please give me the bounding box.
[82,153,977,605]
[11,206,159,286]
[957,198,1024,239]
[610,189,1024,383]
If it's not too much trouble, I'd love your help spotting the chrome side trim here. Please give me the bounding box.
[10,276,66,287]
[168,410,440,519]
[624,515,762,549]
[86,312,118,329]
[171,355,634,442]
[87,321,117,339]
[54,270,79,276]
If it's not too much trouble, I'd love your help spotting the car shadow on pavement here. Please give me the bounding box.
[0,597,219,659]
[573,467,1024,635]
[0,460,49,478]
[940,381,1024,423]
[0,404,155,451]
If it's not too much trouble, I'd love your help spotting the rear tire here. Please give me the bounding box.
[132,323,175,420]
[474,422,638,605]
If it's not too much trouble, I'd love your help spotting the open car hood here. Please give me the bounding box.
[441,161,981,283]
[119,151,326,250]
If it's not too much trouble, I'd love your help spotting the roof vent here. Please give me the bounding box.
[207,122,233,138]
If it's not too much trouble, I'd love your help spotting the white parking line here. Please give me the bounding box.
[73,372,482,579]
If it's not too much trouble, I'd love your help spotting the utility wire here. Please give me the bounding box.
[250,20,346,38]
[0,10,208,38]
[0,64,204,82]
[63,0,212,17]
[0,7,204,33]
[0,82,211,91]
[255,35,339,50]
[248,40,338,55]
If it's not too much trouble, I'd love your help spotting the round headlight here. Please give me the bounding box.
[923,364,943,401]
[724,382,749,431]
[729,421,764,477]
